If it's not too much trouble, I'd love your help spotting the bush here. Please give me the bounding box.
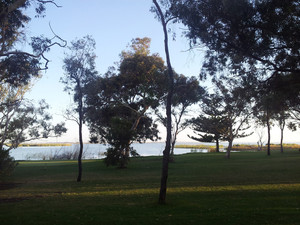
[0,149,18,180]
[104,146,140,168]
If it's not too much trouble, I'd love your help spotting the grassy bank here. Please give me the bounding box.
[1,150,300,225]
[175,143,300,151]
[15,143,73,147]
[175,144,224,151]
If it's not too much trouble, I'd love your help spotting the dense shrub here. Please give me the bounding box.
[0,149,18,179]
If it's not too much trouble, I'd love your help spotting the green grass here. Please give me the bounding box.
[1,150,300,225]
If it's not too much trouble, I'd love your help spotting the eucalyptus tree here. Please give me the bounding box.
[62,36,98,182]
[167,0,299,83]
[0,83,67,177]
[0,0,66,178]
[152,0,176,204]
[85,37,166,168]
[166,0,300,115]
[253,83,290,156]
[0,0,66,87]
[156,74,205,159]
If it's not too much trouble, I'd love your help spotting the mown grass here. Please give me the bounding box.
[1,150,300,225]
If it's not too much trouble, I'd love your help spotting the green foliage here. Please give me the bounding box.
[85,38,165,167]
[0,148,17,179]
[0,89,67,151]
[0,0,66,87]
[169,0,299,80]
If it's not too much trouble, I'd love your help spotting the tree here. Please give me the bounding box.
[152,0,175,204]
[0,0,66,87]
[85,37,166,168]
[168,0,299,106]
[0,84,66,151]
[0,83,66,178]
[188,93,228,153]
[0,0,66,178]
[253,83,289,155]
[61,36,98,182]
[275,111,290,153]
[214,80,253,159]
[156,74,205,160]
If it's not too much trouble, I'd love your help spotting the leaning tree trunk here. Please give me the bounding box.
[77,89,84,182]
[153,0,174,204]
[266,111,271,156]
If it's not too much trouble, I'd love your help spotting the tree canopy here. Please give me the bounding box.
[0,0,66,87]
[85,37,166,168]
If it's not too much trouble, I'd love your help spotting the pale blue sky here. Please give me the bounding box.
[23,0,299,144]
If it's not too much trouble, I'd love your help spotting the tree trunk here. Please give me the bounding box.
[280,119,285,153]
[169,135,176,162]
[153,0,174,204]
[77,86,84,182]
[226,140,232,159]
[77,118,83,182]
[266,112,271,156]
[216,138,220,153]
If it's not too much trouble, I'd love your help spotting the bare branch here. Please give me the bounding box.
[37,0,62,8]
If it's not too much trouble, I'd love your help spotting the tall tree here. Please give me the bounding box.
[0,0,66,177]
[275,111,289,153]
[85,37,166,168]
[156,75,205,160]
[168,0,299,105]
[152,0,175,204]
[188,93,228,153]
[215,80,253,159]
[61,36,97,182]
[253,83,289,156]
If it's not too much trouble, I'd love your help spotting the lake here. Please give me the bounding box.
[9,142,219,160]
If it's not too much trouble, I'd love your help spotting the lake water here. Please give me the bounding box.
[9,142,220,161]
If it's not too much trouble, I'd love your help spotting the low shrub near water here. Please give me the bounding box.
[0,149,18,179]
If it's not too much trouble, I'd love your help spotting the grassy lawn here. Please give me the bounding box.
[1,150,300,225]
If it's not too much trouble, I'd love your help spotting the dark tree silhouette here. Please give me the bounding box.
[62,36,97,182]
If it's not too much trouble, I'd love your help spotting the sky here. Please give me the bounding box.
[22,0,300,144]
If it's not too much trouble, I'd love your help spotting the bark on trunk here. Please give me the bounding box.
[280,128,284,153]
[153,0,174,204]
[216,138,220,153]
[226,140,232,159]
[169,135,176,162]
[77,118,83,182]
[266,113,271,156]
[77,85,84,182]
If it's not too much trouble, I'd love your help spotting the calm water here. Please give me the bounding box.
[9,142,219,160]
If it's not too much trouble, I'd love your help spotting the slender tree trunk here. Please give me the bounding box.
[77,117,83,182]
[169,136,176,163]
[266,112,271,156]
[226,140,232,159]
[280,119,285,153]
[77,87,84,182]
[153,0,174,204]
